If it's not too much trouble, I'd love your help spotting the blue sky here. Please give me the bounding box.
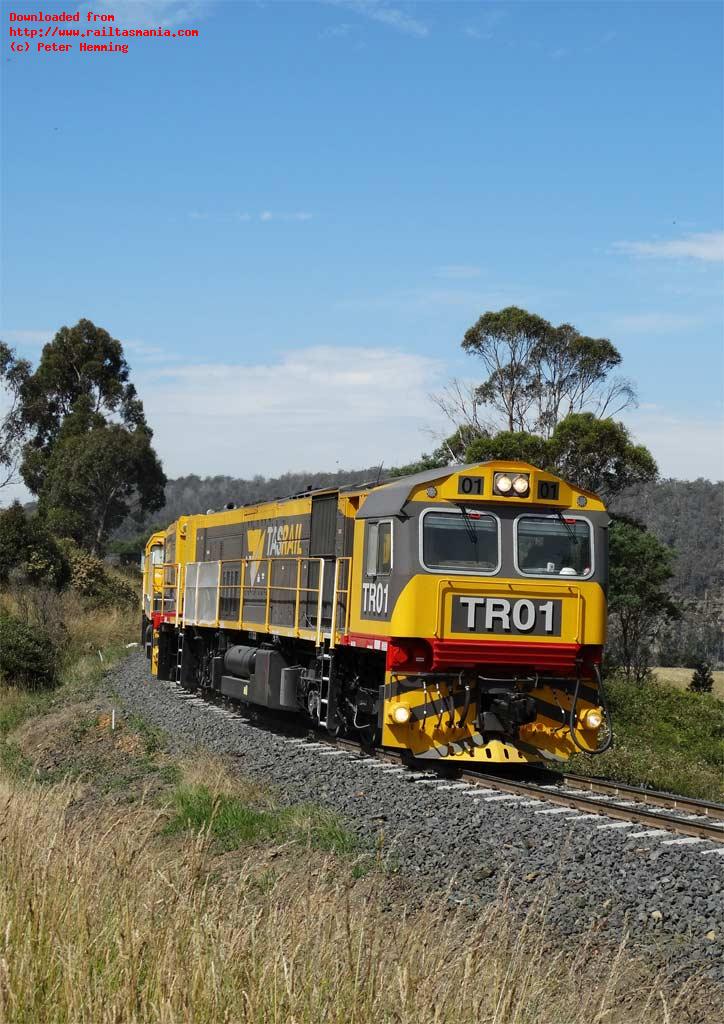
[2,0,723,492]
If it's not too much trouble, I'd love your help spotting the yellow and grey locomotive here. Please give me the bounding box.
[144,461,610,764]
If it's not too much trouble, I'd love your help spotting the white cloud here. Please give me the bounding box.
[134,345,445,478]
[623,408,724,481]
[1,329,168,367]
[321,23,354,39]
[335,282,555,314]
[464,27,493,41]
[124,339,168,361]
[187,210,309,223]
[610,312,708,334]
[259,211,313,222]
[435,265,482,280]
[324,1,429,38]
[76,1,215,30]
[0,329,53,350]
[614,231,724,263]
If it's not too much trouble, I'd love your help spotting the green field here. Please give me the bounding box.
[653,666,724,700]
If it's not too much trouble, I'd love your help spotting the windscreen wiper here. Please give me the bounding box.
[555,510,579,544]
[457,504,478,544]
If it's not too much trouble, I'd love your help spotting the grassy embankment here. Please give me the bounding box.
[567,672,724,801]
[0,603,717,1021]
[0,697,714,1023]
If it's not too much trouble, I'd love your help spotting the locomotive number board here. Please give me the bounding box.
[451,596,562,636]
[457,475,484,496]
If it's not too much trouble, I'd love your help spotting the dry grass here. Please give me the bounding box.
[1,586,138,663]
[0,585,137,709]
[0,601,719,1021]
[653,666,724,700]
[0,765,715,1024]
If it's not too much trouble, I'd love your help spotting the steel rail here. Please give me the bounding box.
[460,770,724,843]
[331,738,724,844]
[161,681,724,846]
[559,772,724,821]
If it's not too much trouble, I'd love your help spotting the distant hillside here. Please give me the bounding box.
[611,479,723,600]
[115,467,382,539]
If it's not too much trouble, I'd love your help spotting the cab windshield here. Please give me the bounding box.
[516,516,592,577]
[422,511,498,573]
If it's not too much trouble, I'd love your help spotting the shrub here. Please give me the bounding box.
[4,586,70,657]
[689,661,714,694]
[567,673,724,800]
[59,540,137,609]
[0,503,69,590]
[0,613,58,689]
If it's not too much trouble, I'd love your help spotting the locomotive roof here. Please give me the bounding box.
[191,461,600,521]
[192,467,457,519]
[355,465,471,519]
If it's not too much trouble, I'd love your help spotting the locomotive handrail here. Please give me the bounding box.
[315,559,325,648]
[175,555,351,644]
[156,562,179,620]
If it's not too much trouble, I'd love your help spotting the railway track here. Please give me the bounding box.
[165,679,724,847]
[329,738,724,845]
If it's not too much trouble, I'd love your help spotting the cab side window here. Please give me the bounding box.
[366,521,392,576]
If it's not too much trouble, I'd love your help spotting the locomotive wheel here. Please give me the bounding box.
[306,688,320,723]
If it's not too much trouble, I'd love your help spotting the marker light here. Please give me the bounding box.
[391,704,411,725]
[581,707,603,730]
[512,474,530,495]
[494,474,513,494]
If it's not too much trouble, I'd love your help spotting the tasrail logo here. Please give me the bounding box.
[266,522,303,557]
[245,523,304,584]
[246,529,265,586]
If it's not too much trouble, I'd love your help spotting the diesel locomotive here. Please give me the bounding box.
[142,461,611,764]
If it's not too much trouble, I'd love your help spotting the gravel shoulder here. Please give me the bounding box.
[106,652,724,986]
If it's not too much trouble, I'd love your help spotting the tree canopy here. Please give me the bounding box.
[2,320,166,555]
[0,341,31,489]
[607,518,678,681]
[39,423,166,554]
[17,319,146,495]
[423,306,655,499]
[458,305,635,437]
[0,501,69,589]
[464,414,657,500]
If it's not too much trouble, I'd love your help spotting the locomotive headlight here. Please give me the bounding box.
[494,473,513,495]
[512,474,530,495]
[580,707,603,730]
[391,704,411,725]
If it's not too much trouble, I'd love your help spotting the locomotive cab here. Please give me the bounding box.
[141,531,165,655]
[349,462,609,763]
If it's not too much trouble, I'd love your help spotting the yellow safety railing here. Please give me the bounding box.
[151,564,165,613]
[177,556,352,645]
[157,562,185,623]
[143,563,167,616]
